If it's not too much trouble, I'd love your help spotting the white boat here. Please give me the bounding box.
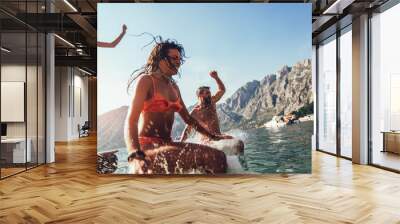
[298,114,314,122]
[264,116,287,128]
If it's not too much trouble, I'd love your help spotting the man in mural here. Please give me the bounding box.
[180,71,244,155]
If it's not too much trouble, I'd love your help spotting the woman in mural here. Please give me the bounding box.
[124,38,230,174]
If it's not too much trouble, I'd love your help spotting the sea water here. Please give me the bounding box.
[100,121,313,174]
[238,121,312,173]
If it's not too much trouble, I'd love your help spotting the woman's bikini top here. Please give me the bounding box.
[142,75,183,113]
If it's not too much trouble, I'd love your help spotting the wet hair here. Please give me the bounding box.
[196,86,210,96]
[127,34,186,93]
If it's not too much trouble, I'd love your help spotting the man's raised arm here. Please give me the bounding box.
[210,70,225,103]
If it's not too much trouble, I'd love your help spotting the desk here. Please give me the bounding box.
[1,138,31,163]
[381,131,400,154]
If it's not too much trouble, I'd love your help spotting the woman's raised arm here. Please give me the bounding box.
[97,24,127,48]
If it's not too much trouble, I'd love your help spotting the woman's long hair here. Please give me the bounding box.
[127,35,186,93]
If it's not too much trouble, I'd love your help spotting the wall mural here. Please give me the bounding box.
[97,3,313,175]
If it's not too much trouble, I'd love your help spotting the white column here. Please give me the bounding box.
[46,33,55,163]
[46,1,55,163]
[352,14,369,164]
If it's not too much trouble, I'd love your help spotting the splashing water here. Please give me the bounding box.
[225,129,250,142]
[100,121,312,174]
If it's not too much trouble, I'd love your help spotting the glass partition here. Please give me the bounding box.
[0,1,46,179]
[339,26,352,158]
[38,32,45,165]
[317,35,337,154]
[27,30,38,169]
[1,30,28,177]
[370,3,400,171]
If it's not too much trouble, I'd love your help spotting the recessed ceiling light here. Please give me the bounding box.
[63,0,78,12]
[54,34,75,48]
[78,67,92,76]
[322,0,355,15]
[1,47,11,53]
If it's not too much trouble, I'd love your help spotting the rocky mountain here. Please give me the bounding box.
[173,59,313,134]
[217,58,313,130]
[98,106,128,151]
[98,59,313,150]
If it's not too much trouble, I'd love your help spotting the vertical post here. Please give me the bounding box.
[367,11,373,165]
[36,0,39,167]
[352,14,369,164]
[313,45,319,150]
[336,29,341,157]
[25,1,28,170]
[46,0,55,163]
[0,21,2,179]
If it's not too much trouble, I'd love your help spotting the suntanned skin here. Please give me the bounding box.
[124,49,230,174]
[180,71,244,155]
[180,71,231,142]
[97,24,127,48]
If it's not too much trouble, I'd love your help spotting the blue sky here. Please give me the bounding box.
[98,3,311,115]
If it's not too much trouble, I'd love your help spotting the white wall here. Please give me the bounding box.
[55,67,69,141]
[1,63,46,164]
[1,65,37,138]
[55,67,89,141]
[1,65,26,133]
[73,72,89,137]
